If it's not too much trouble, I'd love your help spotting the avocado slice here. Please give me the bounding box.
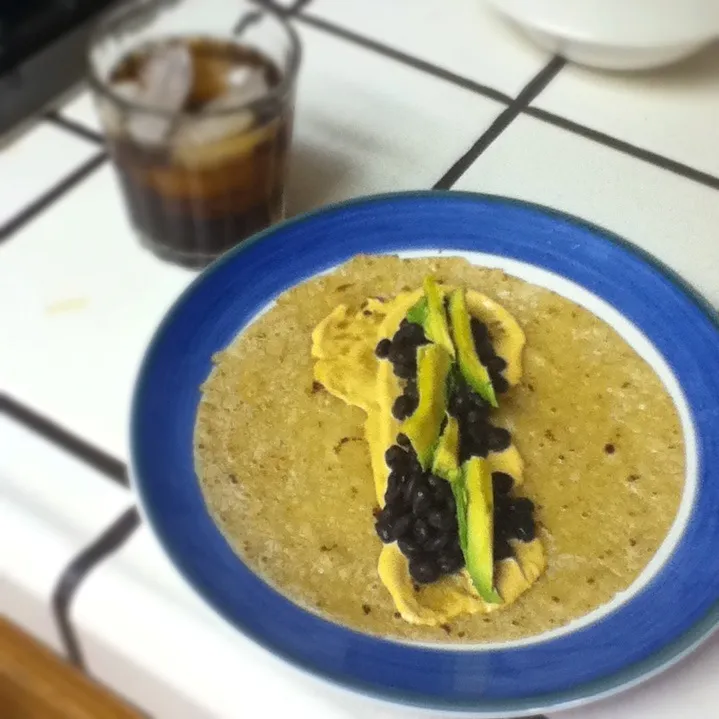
[401,344,452,469]
[448,288,498,408]
[423,277,455,358]
[432,415,469,558]
[431,414,461,483]
[463,457,502,604]
[406,296,428,326]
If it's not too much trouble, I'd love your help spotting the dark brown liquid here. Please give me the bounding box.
[107,38,292,267]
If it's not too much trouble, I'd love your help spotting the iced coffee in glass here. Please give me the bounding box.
[88,0,300,267]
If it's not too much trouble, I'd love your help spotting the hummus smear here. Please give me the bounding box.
[312,284,546,625]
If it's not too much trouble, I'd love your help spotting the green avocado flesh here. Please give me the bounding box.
[463,457,501,603]
[448,289,498,408]
[406,296,428,326]
[401,344,452,469]
[432,415,469,562]
[431,415,461,483]
[422,277,455,358]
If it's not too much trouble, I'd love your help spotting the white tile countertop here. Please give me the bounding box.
[1,1,719,717]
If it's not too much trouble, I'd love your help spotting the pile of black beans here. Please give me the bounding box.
[374,440,464,584]
[372,310,538,585]
[471,317,509,394]
[491,472,536,560]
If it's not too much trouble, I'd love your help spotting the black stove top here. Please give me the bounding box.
[0,0,119,135]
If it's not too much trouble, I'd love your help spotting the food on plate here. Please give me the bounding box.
[194,255,684,642]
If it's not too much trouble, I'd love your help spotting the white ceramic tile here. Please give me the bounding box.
[534,43,719,178]
[0,123,98,228]
[61,90,100,134]
[455,115,719,309]
[287,23,504,215]
[0,23,503,458]
[307,0,550,96]
[0,167,195,458]
[0,415,131,654]
[72,527,431,719]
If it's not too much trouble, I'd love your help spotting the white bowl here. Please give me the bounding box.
[485,0,719,70]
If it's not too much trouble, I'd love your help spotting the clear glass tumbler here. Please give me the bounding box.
[88,0,300,267]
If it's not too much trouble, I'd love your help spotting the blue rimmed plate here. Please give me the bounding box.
[130,192,719,716]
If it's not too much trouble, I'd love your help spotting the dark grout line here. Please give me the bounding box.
[45,110,105,145]
[524,106,719,192]
[296,13,513,105]
[290,0,314,14]
[234,9,263,35]
[0,151,108,244]
[434,56,566,189]
[0,394,128,487]
[51,507,141,669]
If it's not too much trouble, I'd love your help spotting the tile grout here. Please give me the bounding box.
[524,106,719,191]
[0,394,128,486]
[43,9,719,194]
[51,507,141,669]
[45,110,105,145]
[296,12,513,105]
[0,151,108,243]
[434,56,566,189]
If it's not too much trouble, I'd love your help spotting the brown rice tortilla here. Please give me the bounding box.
[194,255,685,643]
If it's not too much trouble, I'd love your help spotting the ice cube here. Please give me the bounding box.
[128,113,175,148]
[140,42,193,112]
[122,45,193,147]
[171,109,256,167]
[96,81,142,136]
[224,65,270,107]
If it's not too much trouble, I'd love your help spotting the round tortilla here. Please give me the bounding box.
[194,255,685,643]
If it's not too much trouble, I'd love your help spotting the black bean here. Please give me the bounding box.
[424,533,449,553]
[412,488,433,516]
[512,497,535,514]
[492,472,514,495]
[477,340,496,364]
[392,514,414,539]
[413,518,431,544]
[375,338,392,359]
[427,508,456,531]
[486,426,511,452]
[395,322,428,347]
[384,481,402,506]
[460,432,488,463]
[398,538,424,558]
[448,392,468,418]
[487,355,507,373]
[404,379,418,400]
[437,550,464,575]
[375,521,393,543]
[466,408,487,427]
[515,521,536,543]
[392,394,417,421]
[471,317,489,343]
[429,476,453,501]
[491,373,510,395]
[396,432,411,449]
[393,362,416,380]
[402,475,419,503]
[494,537,513,561]
[407,457,424,480]
[410,557,441,584]
[444,492,456,514]
[385,445,408,470]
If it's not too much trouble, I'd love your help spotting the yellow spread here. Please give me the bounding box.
[311,285,546,626]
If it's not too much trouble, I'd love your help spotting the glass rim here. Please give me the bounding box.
[87,0,301,119]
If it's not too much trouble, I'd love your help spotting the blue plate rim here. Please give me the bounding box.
[129,190,719,716]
